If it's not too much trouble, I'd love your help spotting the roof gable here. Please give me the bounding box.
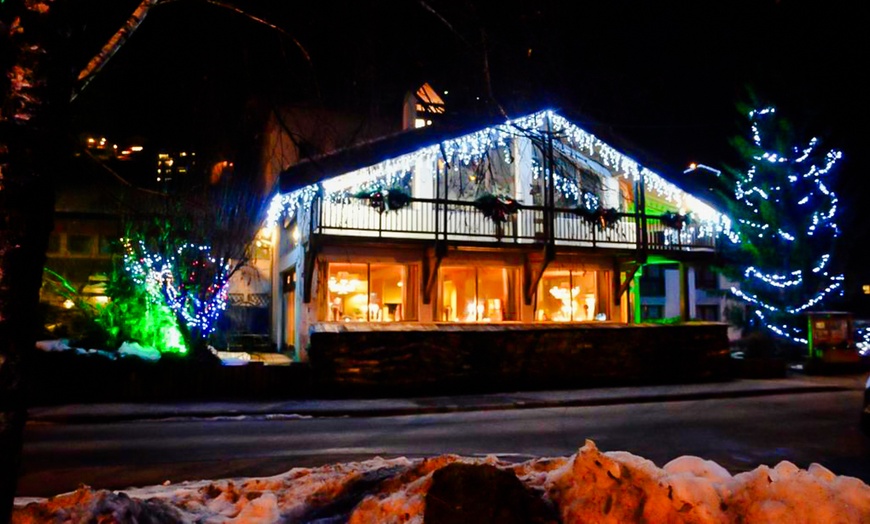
[276,110,728,226]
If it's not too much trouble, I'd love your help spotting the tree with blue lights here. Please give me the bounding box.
[122,182,262,359]
[723,103,843,346]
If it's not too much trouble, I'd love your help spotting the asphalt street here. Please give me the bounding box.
[18,382,870,497]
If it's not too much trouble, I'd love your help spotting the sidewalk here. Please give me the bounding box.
[28,374,865,424]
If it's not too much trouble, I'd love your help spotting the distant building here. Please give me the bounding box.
[156,150,197,192]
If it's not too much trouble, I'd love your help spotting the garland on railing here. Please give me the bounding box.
[473,193,520,224]
[660,211,692,231]
[353,187,413,214]
[572,205,620,229]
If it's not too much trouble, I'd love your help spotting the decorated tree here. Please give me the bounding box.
[121,168,266,358]
[722,103,843,345]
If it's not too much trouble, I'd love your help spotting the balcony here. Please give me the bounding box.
[311,196,716,252]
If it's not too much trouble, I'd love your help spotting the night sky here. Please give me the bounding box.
[69,0,869,285]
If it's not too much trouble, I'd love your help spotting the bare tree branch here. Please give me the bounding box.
[417,1,507,118]
[72,0,162,102]
[73,0,313,103]
[417,0,471,47]
[80,148,167,197]
[199,0,312,66]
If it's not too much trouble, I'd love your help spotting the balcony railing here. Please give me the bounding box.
[313,196,716,251]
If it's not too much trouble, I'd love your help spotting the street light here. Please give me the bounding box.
[683,163,722,177]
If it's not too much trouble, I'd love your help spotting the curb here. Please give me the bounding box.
[27,384,850,425]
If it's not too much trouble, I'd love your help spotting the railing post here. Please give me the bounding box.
[592,218,597,248]
[636,173,648,253]
[545,116,555,247]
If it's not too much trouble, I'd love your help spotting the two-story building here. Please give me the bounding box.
[265,110,733,361]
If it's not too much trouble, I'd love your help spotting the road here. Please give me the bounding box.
[18,389,870,497]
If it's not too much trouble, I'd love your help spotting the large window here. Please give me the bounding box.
[326,263,413,322]
[441,148,514,201]
[440,266,518,322]
[536,269,602,321]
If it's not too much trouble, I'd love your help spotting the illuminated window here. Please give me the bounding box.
[440,266,518,322]
[536,269,600,321]
[326,263,412,322]
[863,285,870,295]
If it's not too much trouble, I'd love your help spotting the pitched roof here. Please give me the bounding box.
[278,112,513,193]
[276,109,699,203]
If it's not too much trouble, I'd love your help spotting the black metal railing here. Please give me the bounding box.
[313,196,716,251]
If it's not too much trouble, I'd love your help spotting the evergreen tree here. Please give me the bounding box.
[722,103,843,344]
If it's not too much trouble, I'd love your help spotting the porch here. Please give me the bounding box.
[311,196,716,253]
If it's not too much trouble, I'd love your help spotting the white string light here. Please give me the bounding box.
[728,106,844,343]
[266,110,735,239]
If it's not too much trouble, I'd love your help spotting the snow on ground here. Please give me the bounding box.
[13,441,870,523]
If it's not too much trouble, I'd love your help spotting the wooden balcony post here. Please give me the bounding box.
[679,262,690,321]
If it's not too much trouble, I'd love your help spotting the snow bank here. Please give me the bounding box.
[36,339,163,362]
[13,441,870,523]
[117,341,161,361]
[35,339,71,352]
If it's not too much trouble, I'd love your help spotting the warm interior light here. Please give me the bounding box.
[328,273,361,295]
[63,299,75,309]
[549,284,581,321]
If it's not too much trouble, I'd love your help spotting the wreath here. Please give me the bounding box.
[473,193,520,224]
[660,211,691,230]
[353,187,413,214]
[572,205,620,229]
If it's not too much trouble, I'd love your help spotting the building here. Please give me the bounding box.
[265,110,733,361]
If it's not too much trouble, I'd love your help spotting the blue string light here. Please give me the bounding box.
[123,239,230,338]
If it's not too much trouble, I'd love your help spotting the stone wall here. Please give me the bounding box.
[308,322,731,394]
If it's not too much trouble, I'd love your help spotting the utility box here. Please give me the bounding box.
[807,311,858,363]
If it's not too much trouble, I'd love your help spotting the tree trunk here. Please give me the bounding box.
[1,0,73,516]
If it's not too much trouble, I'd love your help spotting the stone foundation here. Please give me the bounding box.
[308,322,731,393]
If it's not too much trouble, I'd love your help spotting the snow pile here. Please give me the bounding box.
[36,339,163,362]
[117,341,161,361]
[545,440,870,523]
[13,441,870,523]
[34,339,71,352]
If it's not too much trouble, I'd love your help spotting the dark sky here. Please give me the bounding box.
[70,0,868,253]
[72,1,866,168]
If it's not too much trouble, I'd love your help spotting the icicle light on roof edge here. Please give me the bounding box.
[265,110,734,240]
